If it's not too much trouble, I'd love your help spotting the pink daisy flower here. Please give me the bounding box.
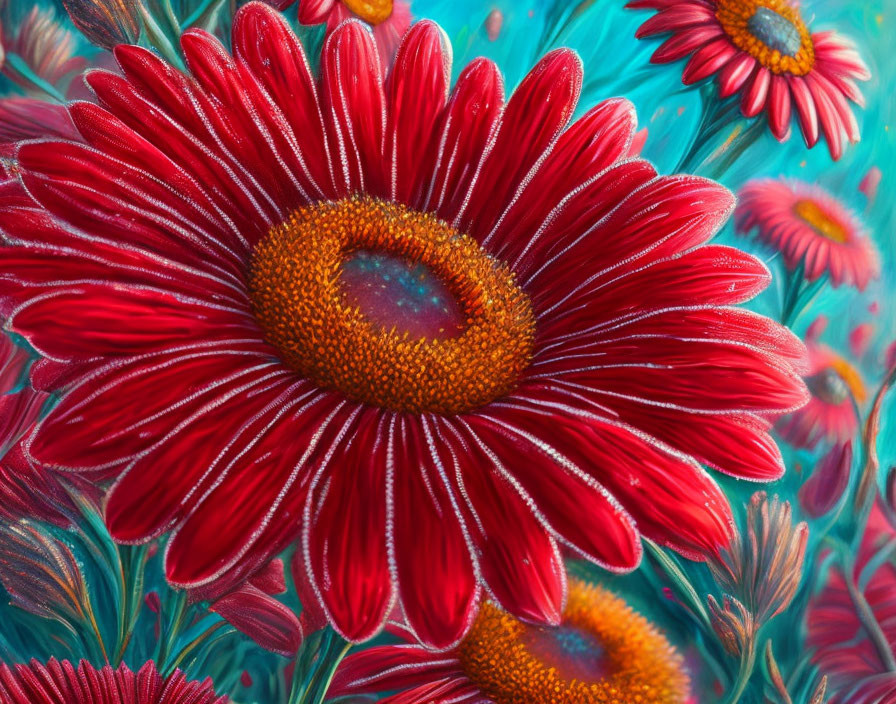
[0,659,226,703]
[777,341,865,449]
[0,2,806,649]
[736,179,880,290]
[629,0,871,160]
[271,0,411,67]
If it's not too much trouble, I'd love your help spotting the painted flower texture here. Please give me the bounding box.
[630,0,871,159]
[0,659,226,703]
[0,0,810,654]
[736,179,880,290]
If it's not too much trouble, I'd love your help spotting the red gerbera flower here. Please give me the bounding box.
[270,0,411,67]
[0,2,806,648]
[629,0,871,160]
[0,659,226,703]
[735,179,879,290]
[777,341,864,449]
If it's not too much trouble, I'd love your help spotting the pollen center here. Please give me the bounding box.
[343,0,393,25]
[716,0,814,75]
[457,579,689,704]
[248,196,535,415]
[794,199,849,243]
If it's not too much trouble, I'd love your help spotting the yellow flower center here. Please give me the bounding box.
[715,0,814,75]
[794,199,850,243]
[457,579,690,704]
[249,196,535,415]
[343,0,393,25]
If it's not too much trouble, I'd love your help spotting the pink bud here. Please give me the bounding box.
[805,315,828,342]
[850,323,874,360]
[211,584,303,656]
[144,591,161,614]
[799,442,852,518]
[485,9,502,41]
[241,670,253,687]
[859,166,881,206]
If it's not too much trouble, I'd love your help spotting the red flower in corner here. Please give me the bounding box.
[0,659,226,703]
[0,2,806,648]
[629,0,870,160]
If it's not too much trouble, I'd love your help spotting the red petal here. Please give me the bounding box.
[453,49,582,240]
[390,416,479,649]
[767,75,793,140]
[319,20,387,197]
[385,21,450,205]
[330,645,462,698]
[304,408,394,642]
[211,583,303,656]
[789,76,819,147]
[740,67,770,117]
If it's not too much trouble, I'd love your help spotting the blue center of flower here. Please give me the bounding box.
[807,367,849,405]
[522,624,611,683]
[339,249,465,340]
[747,7,802,56]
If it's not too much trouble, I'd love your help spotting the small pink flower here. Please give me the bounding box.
[736,179,880,290]
[859,165,881,205]
[629,0,870,160]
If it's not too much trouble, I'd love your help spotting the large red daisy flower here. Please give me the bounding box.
[735,179,879,290]
[0,2,806,648]
[0,659,225,703]
[777,341,865,449]
[629,0,871,160]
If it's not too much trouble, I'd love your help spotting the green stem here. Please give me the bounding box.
[288,628,351,704]
[724,636,757,704]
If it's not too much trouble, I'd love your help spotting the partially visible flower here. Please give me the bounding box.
[736,179,880,290]
[777,341,866,449]
[808,502,896,702]
[0,659,227,703]
[798,441,852,518]
[859,165,881,206]
[273,0,412,67]
[0,520,93,632]
[707,595,754,657]
[330,578,690,704]
[2,7,86,90]
[628,0,870,160]
[710,492,807,625]
[850,322,874,359]
[61,0,140,51]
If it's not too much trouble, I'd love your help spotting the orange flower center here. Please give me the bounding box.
[807,356,866,405]
[343,0,393,25]
[794,199,849,243]
[715,0,814,75]
[457,579,690,704]
[249,196,535,415]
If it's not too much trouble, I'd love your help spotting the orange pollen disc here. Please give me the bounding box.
[248,196,535,415]
[457,579,690,704]
[715,0,814,75]
[343,0,393,25]
[794,199,850,243]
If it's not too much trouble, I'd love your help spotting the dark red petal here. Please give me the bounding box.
[789,76,820,147]
[635,5,716,38]
[211,583,303,656]
[465,414,641,572]
[165,393,350,587]
[105,374,299,542]
[330,646,463,698]
[319,20,387,197]
[249,558,287,595]
[385,20,450,205]
[30,343,273,474]
[438,417,565,625]
[304,408,393,642]
[767,75,793,141]
[485,98,638,260]
[232,1,336,199]
[452,49,582,240]
[414,57,503,218]
[390,416,479,649]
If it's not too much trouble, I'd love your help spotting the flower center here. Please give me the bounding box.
[248,196,535,415]
[794,199,849,243]
[806,367,849,405]
[457,580,689,704]
[343,0,393,25]
[716,0,814,75]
